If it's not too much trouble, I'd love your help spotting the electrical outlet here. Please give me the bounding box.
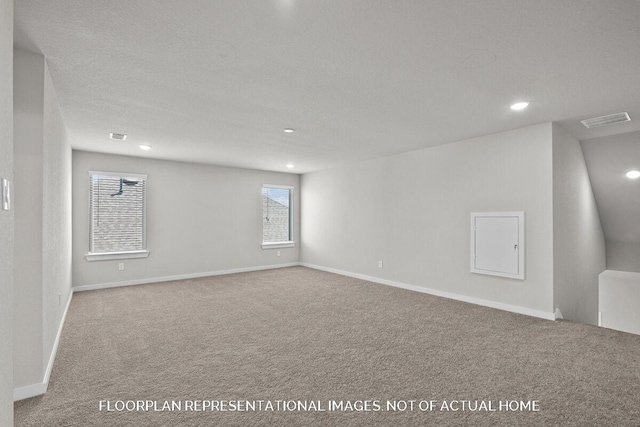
[378,260,383,268]
[118,263,125,271]
[277,250,281,257]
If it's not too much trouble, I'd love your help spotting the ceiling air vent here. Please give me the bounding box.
[580,112,631,129]
[109,132,127,140]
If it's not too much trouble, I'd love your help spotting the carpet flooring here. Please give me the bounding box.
[14,266,640,426]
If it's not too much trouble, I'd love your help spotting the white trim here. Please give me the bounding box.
[14,291,73,401]
[88,170,147,180]
[13,382,48,402]
[262,184,294,189]
[598,311,602,327]
[44,291,73,385]
[262,184,295,247]
[16,262,554,403]
[261,242,295,249]
[85,250,150,261]
[300,263,555,321]
[88,171,148,255]
[73,263,300,292]
[554,308,564,320]
[470,211,525,280]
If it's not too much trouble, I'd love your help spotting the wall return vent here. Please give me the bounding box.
[580,112,631,128]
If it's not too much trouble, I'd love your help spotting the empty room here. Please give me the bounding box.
[2,1,640,426]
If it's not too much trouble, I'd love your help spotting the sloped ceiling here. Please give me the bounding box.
[581,131,640,243]
[13,0,640,175]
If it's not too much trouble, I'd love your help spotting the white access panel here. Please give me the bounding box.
[470,212,524,280]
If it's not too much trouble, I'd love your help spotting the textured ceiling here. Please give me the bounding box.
[14,0,640,175]
[581,131,640,243]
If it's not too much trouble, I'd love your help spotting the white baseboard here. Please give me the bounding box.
[300,263,556,321]
[16,262,553,402]
[73,263,300,292]
[13,382,48,402]
[44,291,73,385]
[14,291,73,402]
[598,311,602,327]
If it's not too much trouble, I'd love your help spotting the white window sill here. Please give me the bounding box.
[85,250,150,261]
[261,242,295,250]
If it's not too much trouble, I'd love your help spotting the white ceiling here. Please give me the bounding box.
[14,0,640,175]
[581,131,640,243]
[12,1,640,244]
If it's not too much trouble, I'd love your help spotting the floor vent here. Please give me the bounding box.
[580,112,631,128]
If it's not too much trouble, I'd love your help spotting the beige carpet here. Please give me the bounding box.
[14,266,640,426]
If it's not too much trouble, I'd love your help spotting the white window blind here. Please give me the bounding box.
[262,185,293,244]
[89,171,147,254]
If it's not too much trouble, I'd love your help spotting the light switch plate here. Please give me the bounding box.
[2,178,9,211]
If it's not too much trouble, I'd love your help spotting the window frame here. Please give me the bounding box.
[261,184,295,249]
[85,170,150,261]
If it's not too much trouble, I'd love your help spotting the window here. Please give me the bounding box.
[86,171,149,261]
[262,185,294,249]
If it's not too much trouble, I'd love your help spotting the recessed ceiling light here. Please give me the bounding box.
[286,164,295,169]
[139,144,152,151]
[110,132,127,140]
[283,128,295,133]
[626,170,640,179]
[510,101,530,111]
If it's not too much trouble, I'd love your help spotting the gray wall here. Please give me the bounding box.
[73,151,300,287]
[606,241,640,273]
[13,49,73,391]
[301,123,555,315]
[552,123,606,325]
[13,49,44,389]
[42,61,73,372]
[0,0,14,423]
